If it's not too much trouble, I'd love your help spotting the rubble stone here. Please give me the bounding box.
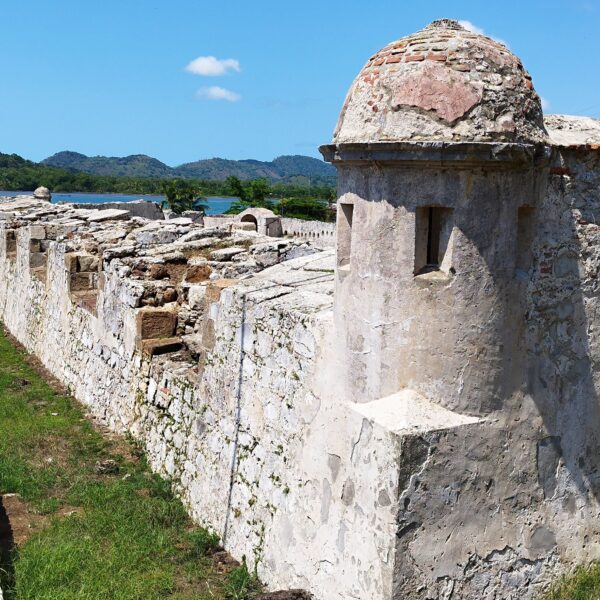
[33,186,51,201]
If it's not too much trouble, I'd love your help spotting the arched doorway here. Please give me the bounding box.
[240,214,258,231]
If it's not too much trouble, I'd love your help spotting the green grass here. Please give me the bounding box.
[543,563,600,600]
[0,325,261,599]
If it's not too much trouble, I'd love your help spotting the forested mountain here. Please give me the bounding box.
[0,153,35,168]
[42,151,336,184]
[43,151,173,178]
[0,151,334,200]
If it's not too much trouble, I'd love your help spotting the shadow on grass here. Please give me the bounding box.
[0,496,15,596]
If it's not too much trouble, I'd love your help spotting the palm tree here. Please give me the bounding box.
[161,179,208,214]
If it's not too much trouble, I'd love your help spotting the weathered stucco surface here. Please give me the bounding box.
[315,139,600,598]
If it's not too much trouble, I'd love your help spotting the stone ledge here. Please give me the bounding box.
[351,389,481,435]
[320,141,551,169]
[140,337,183,356]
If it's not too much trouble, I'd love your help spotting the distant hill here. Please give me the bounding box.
[0,150,335,196]
[42,151,336,184]
[42,151,173,178]
[175,158,279,181]
[0,153,35,168]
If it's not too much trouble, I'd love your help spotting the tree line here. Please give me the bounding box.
[0,158,337,221]
[161,176,336,221]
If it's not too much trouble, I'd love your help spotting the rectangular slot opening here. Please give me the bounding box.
[516,206,535,274]
[29,239,48,284]
[5,231,16,258]
[337,202,354,269]
[66,253,100,315]
[414,206,453,275]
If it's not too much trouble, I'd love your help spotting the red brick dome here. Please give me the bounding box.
[333,19,547,144]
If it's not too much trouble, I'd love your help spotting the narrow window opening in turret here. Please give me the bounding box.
[516,206,535,274]
[338,202,354,269]
[414,206,453,275]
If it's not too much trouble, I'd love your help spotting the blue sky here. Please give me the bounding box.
[1,0,598,165]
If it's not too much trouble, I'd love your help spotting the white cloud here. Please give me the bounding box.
[458,20,484,35]
[185,56,240,76]
[541,96,551,111]
[196,86,241,102]
[459,20,509,48]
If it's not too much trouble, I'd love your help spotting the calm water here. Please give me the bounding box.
[0,191,235,216]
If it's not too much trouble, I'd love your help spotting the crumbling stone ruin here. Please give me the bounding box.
[2,18,600,600]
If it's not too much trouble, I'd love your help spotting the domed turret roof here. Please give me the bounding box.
[333,19,547,145]
[33,186,51,201]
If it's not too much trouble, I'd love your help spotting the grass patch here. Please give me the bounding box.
[223,562,261,600]
[0,325,262,599]
[543,563,600,600]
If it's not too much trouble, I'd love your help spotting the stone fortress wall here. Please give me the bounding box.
[2,18,600,600]
[280,218,336,248]
[0,199,400,600]
[202,213,336,248]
